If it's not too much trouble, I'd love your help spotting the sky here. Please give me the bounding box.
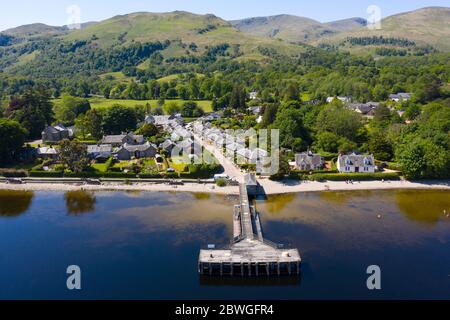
[0,0,448,31]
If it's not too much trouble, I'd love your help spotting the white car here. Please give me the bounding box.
[214,174,230,182]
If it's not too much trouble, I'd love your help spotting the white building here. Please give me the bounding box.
[337,153,375,173]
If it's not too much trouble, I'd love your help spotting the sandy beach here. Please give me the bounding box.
[1,179,448,195]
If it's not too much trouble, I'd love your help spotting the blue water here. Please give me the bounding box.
[0,189,449,300]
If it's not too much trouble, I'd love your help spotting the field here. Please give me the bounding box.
[52,97,213,113]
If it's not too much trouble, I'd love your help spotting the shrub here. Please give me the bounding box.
[102,172,137,179]
[64,171,102,178]
[0,169,28,177]
[29,170,64,178]
[216,179,227,187]
[138,173,163,179]
[309,172,401,182]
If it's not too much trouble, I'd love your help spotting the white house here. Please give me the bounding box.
[389,93,412,103]
[327,96,352,104]
[337,153,375,173]
[295,152,323,171]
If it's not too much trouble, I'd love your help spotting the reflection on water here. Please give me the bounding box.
[64,191,96,215]
[0,189,449,299]
[199,275,301,286]
[396,190,450,224]
[0,190,34,217]
[257,193,296,214]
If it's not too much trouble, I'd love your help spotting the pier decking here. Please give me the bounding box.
[198,184,301,276]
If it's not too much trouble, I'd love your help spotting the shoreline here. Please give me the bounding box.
[1,179,449,195]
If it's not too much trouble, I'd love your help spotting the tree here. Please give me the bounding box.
[271,107,309,151]
[136,123,158,137]
[102,104,137,134]
[0,118,28,164]
[316,104,363,141]
[396,137,449,179]
[229,85,246,110]
[315,131,340,153]
[84,109,103,140]
[369,131,393,161]
[165,101,181,115]
[58,139,90,173]
[260,104,278,128]
[5,88,53,139]
[75,115,89,140]
[270,152,290,180]
[55,95,91,126]
[283,83,299,101]
[181,101,204,118]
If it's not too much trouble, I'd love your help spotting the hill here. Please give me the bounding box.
[324,17,367,32]
[230,14,340,42]
[2,23,69,38]
[65,11,304,57]
[318,7,450,52]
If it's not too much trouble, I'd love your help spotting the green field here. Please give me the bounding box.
[52,97,213,113]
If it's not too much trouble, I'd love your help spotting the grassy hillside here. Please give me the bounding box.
[230,14,337,42]
[53,97,213,113]
[2,23,68,38]
[324,18,367,32]
[317,7,450,52]
[65,11,305,58]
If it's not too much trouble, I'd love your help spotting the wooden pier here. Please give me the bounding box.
[198,184,301,276]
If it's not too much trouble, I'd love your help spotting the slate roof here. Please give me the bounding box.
[87,144,112,153]
[339,153,375,167]
[295,152,323,167]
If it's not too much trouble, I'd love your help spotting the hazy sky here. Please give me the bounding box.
[0,0,448,31]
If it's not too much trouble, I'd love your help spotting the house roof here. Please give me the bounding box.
[339,153,374,167]
[87,144,112,153]
[37,147,58,155]
[295,152,323,167]
[101,134,143,144]
[121,142,157,152]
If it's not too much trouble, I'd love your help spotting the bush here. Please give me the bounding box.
[185,163,222,179]
[0,169,28,177]
[102,172,137,179]
[309,172,401,182]
[29,170,64,178]
[64,171,102,178]
[138,173,163,179]
[216,179,227,187]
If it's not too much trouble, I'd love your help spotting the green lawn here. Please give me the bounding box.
[52,97,213,114]
[91,163,109,173]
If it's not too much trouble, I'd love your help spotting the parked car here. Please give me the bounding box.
[214,174,230,182]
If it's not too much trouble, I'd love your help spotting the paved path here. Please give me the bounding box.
[193,133,245,183]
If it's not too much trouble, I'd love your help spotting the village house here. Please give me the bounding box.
[237,147,269,163]
[145,114,184,128]
[87,144,112,160]
[389,93,412,102]
[337,153,375,173]
[295,152,324,171]
[159,139,176,154]
[100,133,144,147]
[348,102,380,115]
[327,96,352,104]
[37,146,58,160]
[42,124,72,143]
[249,91,258,100]
[247,106,262,115]
[114,142,158,161]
